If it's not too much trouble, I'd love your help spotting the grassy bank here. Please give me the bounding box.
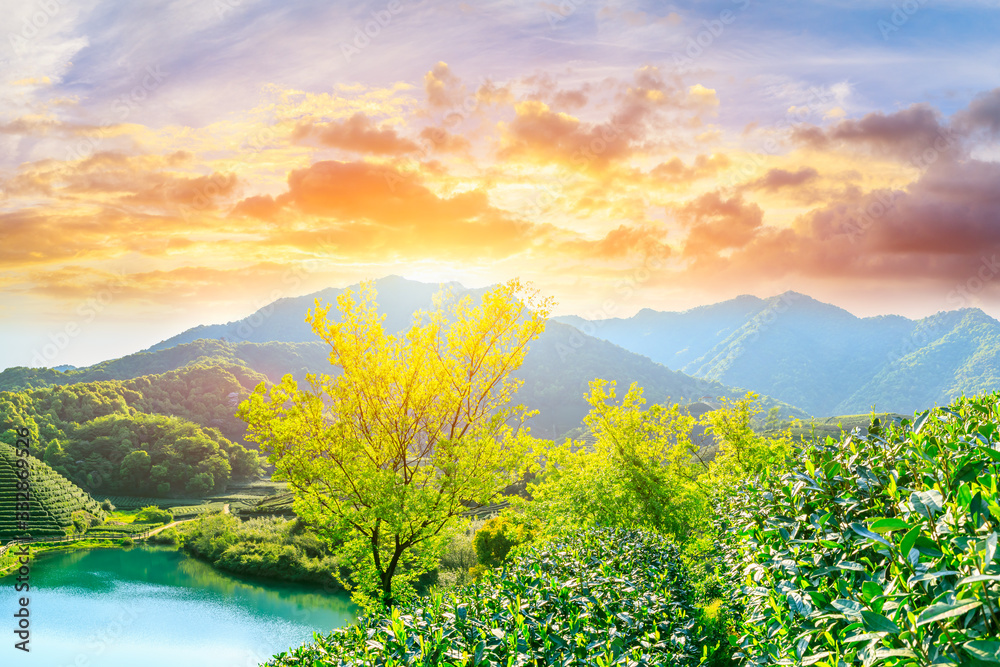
[0,537,138,577]
[154,513,346,589]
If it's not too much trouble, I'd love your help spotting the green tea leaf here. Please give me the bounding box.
[963,641,1000,663]
[850,522,890,547]
[861,610,901,634]
[868,518,909,533]
[915,601,981,626]
[899,525,920,556]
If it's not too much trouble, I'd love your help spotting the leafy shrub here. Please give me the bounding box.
[148,527,180,545]
[178,514,343,586]
[89,523,157,535]
[134,506,173,524]
[267,528,709,667]
[100,498,116,512]
[728,395,1000,666]
[472,514,533,569]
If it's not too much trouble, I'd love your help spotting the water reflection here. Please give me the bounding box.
[0,545,356,667]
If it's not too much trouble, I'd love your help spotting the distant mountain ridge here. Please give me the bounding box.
[146,276,490,351]
[555,292,1000,416]
[2,277,806,441]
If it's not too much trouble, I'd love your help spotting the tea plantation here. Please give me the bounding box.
[726,394,1000,665]
[0,440,106,541]
[266,528,707,667]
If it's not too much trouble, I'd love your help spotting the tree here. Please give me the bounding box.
[185,472,214,495]
[526,380,707,542]
[120,450,152,487]
[701,392,794,490]
[238,279,551,608]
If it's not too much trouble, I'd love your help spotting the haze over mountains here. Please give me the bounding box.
[7,276,998,438]
[2,277,803,442]
[556,292,1000,417]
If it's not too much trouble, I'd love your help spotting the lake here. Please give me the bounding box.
[0,545,356,667]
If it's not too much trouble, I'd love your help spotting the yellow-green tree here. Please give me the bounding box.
[526,380,707,542]
[238,279,551,608]
[701,392,794,490]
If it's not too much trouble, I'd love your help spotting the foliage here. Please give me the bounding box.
[472,514,534,570]
[728,393,1000,666]
[526,380,707,543]
[701,392,795,491]
[169,502,226,518]
[176,513,344,587]
[0,372,263,496]
[0,440,106,540]
[239,279,551,608]
[134,505,173,524]
[431,519,484,591]
[266,528,710,667]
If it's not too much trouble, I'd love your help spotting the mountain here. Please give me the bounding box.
[147,275,491,351]
[2,278,806,444]
[555,292,1000,416]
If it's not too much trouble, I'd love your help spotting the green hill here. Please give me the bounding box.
[0,441,106,541]
[1,278,809,443]
[0,365,264,498]
[556,292,1000,417]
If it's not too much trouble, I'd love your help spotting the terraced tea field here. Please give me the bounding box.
[0,441,106,541]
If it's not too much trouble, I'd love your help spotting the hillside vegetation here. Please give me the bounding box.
[557,292,1000,417]
[725,393,1000,664]
[0,365,263,497]
[0,440,106,541]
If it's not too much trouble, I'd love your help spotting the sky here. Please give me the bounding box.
[3,0,1000,369]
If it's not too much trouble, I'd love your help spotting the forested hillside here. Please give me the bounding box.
[557,292,1000,416]
[0,364,263,497]
[0,282,809,442]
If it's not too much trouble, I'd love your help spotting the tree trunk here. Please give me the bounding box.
[379,541,406,607]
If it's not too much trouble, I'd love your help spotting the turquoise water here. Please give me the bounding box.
[0,545,356,666]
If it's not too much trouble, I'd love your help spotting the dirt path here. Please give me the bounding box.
[143,518,194,538]
[143,503,230,539]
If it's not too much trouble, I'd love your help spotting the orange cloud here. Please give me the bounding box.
[292,112,419,154]
[792,104,956,161]
[747,167,819,192]
[677,192,764,258]
[419,126,471,153]
[424,62,465,108]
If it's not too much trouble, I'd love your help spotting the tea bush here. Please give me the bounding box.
[267,528,708,667]
[729,394,1000,666]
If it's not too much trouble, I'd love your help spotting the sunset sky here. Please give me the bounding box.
[3,0,1000,369]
